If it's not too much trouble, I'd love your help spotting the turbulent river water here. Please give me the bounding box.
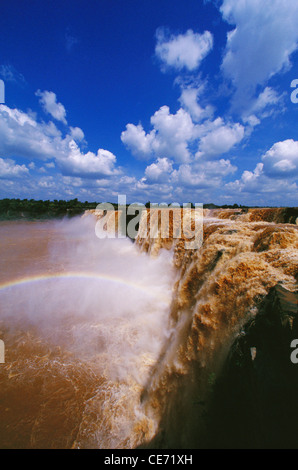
[0,216,176,449]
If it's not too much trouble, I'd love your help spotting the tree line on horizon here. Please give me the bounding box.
[0,198,98,220]
[0,198,295,221]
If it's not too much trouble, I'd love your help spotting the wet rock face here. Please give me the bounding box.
[207,284,298,449]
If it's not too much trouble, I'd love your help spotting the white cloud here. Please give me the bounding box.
[225,141,298,200]
[241,115,261,128]
[0,157,29,178]
[36,90,67,124]
[220,0,298,108]
[196,120,245,158]
[122,106,197,163]
[0,104,122,179]
[201,158,237,177]
[242,87,284,125]
[172,158,237,189]
[0,105,63,160]
[58,140,121,178]
[121,123,154,159]
[70,126,85,142]
[251,87,283,114]
[225,163,264,193]
[262,139,298,177]
[142,155,237,193]
[45,162,55,169]
[179,87,214,122]
[145,157,173,183]
[155,29,213,71]
[226,164,298,204]
[122,102,246,171]
[38,176,56,189]
[241,163,264,188]
[150,106,196,162]
[173,164,211,188]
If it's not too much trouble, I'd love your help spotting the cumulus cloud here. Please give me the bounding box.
[173,158,237,189]
[150,106,197,162]
[155,28,213,71]
[122,102,245,175]
[70,126,85,142]
[225,140,298,200]
[220,0,298,109]
[173,164,211,188]
[225,164,265,195]
[57,140,121,178]
[0,104,121,179]
[144,157,173,183]
[142,155,237,192]
[262,139,298,177]
[196,119,245,158]
[201,158,237,177]
[121,123,155,159]
[36,90,67,124]
[226,164,297,205]
[0,157,29,179]
[122,106,197,163]
[179,87,214,122]
[0,105,63,160]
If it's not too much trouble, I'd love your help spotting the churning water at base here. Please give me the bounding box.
[0,216,176,449]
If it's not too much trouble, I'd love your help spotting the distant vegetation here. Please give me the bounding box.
[0,198,98,220]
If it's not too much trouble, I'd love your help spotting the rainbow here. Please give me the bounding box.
[0,271,171,303]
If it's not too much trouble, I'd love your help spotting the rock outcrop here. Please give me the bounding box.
[207,284,298,449]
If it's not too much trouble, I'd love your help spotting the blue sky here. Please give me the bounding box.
[0,0,297,205]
